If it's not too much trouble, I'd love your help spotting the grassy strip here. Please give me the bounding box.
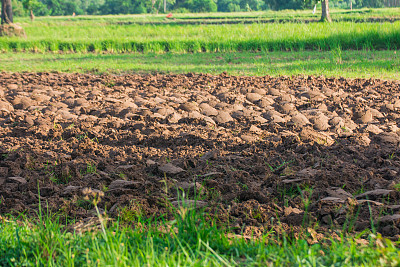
[1,50,398,79]
[2,21,400,53]
[1,201,399,266]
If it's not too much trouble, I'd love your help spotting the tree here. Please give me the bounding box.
[265,0,304,10]
[307,0,332,22]
[321,0,332,22]
[1,0,13,24]
[0,0,25,37]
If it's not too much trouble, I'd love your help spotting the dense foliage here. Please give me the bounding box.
[8,0,398,16]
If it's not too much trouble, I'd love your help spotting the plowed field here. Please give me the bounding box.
[1,72,400,239]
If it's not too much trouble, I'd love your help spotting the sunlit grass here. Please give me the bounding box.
[1,201,399,266]
[1,20,399,53]
[1,50,398,79]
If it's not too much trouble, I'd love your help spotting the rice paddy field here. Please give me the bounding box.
[2,9,400,53]
[1,7,400,266]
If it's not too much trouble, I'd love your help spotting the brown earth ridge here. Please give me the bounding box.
[1,72,400,239]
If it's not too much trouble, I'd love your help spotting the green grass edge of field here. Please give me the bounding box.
[1,195,400,267]
[1,50,399,80]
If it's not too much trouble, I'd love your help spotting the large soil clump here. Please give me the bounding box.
[0,23,26,37]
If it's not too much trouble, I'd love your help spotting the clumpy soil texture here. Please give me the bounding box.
[1,72,400,239]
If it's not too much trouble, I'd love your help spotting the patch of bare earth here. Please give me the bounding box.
[1,72,400,240]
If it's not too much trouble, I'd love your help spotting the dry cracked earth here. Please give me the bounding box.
[1,72,400,240]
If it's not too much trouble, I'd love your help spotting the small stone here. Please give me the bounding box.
[374,132,400,144]
[284,206,303,216]
[203,116,215,125]
[167,112,182,123]
[246,93,262,103]
[312,114,330,131]
[159,163,185,175]
[291,113,310,127]
[201,151,219,161]
[359,110,373,123]
[369,108,384,118]
[393,100,400,109]
[268,88,281,96]
[7,176,27,184]
[356,189,394,199]
[188,111,203,119]
[62,185,82,196]
[0,100,14,114]
[319,197,345,203]
[108,180,140,190]
[376,214,400,224]
[240,134,258,142]
[0,167,8,177]
[278,103,296,114]
[214,111,233,124]
[257,97,274,108]
[249,125,262,134]
[384,103,395,111]
[300,128,335,146]
[326,188,353,200]
[146,159,157,166]
[179,102,199,112]
[329,117,344,127]
[269,115,286,123]
[7,84,19,90]
[365,124,383,135]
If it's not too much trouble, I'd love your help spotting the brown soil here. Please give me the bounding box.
[1,72,400,239]
[0,24,26,38]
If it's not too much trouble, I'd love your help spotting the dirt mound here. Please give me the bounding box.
[0,72,400,239]
[0,24,26,37]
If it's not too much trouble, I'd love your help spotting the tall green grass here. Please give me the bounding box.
[1,200,399,266]
[1,21,399,53]
[1,50,399,79]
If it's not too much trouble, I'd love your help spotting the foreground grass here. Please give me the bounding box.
[1,205,399,266]
[1,50,398,79]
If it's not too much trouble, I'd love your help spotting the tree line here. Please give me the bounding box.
[6,0,398,17]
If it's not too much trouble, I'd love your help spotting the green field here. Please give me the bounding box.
[1,21,399,53]
[1,50,399,79]
[1,8,400,79]
[1,8,400,53]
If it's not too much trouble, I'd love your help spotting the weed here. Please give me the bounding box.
[76,132,89,141]
[331,45,343,64]
[393,183,400,192]
[237,181,248,190]
[76,199,94,210]
[354,185,366,196]
[267,159,293,175]
[85,162,97,175]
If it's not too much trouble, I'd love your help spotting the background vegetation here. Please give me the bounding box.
[10,0,400,16]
